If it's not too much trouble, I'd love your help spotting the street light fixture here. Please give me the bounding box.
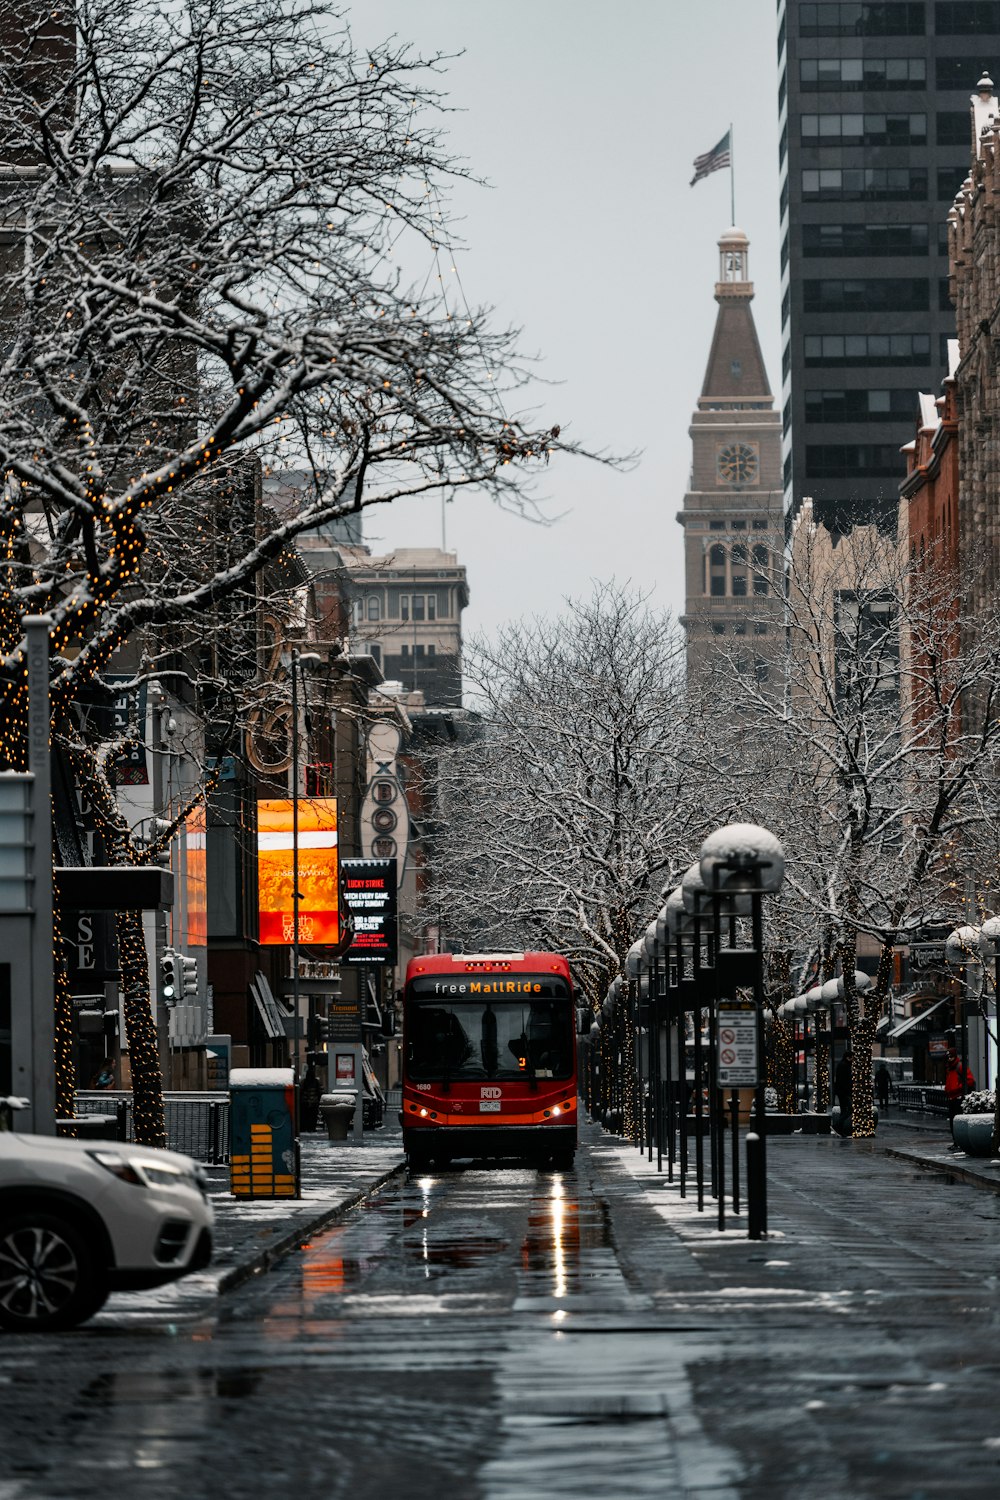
[290,648,322,1080]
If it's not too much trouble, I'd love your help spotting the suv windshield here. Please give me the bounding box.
[406,976,572,1082]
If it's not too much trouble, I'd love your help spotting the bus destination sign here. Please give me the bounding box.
[341,859,398,967]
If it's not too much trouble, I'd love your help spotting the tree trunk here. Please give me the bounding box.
[116,909,166,1148]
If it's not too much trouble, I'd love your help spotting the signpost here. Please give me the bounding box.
[717,1003,759,1088]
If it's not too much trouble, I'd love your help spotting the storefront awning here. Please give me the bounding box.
[886,995,949,1040]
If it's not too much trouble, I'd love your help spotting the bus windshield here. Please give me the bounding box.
[406,976,573,1082]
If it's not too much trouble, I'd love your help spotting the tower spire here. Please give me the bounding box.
[699,229,773,409]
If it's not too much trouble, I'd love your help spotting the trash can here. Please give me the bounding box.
[318,1091,357,1143]
[229,1068,300,1198]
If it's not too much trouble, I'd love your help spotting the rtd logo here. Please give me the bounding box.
[480,1087,502,1100]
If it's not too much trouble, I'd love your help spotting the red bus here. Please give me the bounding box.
[401,952,578,1170]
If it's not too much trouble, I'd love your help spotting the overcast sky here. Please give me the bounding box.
[351,1,781,641]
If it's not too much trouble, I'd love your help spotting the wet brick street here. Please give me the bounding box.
[3,1121,1000,1498]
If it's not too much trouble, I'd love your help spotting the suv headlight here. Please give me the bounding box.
[88,1150,144,1186]
[88,1151,200,1192]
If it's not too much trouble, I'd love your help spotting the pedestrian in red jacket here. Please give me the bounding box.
[944,1046,975,1149]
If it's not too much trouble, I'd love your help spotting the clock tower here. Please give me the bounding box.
[678,228,783,679]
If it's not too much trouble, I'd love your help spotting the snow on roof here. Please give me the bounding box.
[918,393,939,431]
[229,1068,294,1088]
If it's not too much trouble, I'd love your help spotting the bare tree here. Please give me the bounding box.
[426,585,701,1009]
[0,0,597,737]
[0,0,603,1115]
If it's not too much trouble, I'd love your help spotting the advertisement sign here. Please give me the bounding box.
[327,998,362,1042]
[257,798,338,946]
[340,858,398,966]
[335,1052,356,1084]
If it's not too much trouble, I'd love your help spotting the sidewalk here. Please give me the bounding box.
[880,1115,1000,1196]
[110,1128,405,1318]
[203,1129,405,1293]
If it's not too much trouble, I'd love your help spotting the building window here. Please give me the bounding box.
[712,623,725,636]
[801,167,928,201]
[369,644,381,666]
[732,543,747,597]
[805,388,918,422]
[427,595,436,621]
[802,222,929,257]
[731,518,746,530]
[710,519,726,530]
[415,643,425,658]
[936,2,1000,34]
[427,644,435,657]
[401,597,409,621]
[806,444,904,477]
[800,55,925,90]
[803,278,928,313]
[754,623,769,636]
[804,331,932,365]
[366,595,380,621]
[938,164,969,200]
[734,622,747,636]
[755,543,773,594]
[798,4,926,39]
[800,112,926,146]
[937,55,994,88]
[709,544,726,597]
[400,643,409,657]
[937,110,972,145]
[752,518,768,530]
[412,596,425,621]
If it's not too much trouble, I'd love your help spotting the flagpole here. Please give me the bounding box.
[730,121,736,225]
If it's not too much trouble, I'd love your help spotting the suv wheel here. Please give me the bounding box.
[0,1212,109,1332]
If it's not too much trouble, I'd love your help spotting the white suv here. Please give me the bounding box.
[0,1127,214,1331]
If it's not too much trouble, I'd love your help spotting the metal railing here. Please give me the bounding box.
[75,1092,231,1163]
[894,1083,948,1116]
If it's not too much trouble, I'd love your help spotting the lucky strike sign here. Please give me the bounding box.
[341,858,398,966]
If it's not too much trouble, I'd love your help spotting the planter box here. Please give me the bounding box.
[955,1112,996,1157]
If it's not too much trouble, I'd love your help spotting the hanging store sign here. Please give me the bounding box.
[257,798,338,946]
[340,859,398,966]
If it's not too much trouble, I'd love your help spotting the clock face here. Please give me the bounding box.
[717,442,758,485]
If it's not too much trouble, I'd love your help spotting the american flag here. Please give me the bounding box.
[690,131,731,187]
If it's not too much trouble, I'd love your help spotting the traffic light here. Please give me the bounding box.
[160,949,177,1004]
[179,954,198,997]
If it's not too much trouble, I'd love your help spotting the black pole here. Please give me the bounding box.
[730,1090,740,1214]
[750,888,768,1238]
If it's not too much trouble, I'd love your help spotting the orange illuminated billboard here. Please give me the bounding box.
[257,798,339,946]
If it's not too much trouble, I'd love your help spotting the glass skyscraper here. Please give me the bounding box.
[778,0,1000,522]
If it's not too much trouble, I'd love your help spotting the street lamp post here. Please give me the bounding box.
[945,923,981,1126]
[290,648,321,1080]
[700,823,785,1242]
